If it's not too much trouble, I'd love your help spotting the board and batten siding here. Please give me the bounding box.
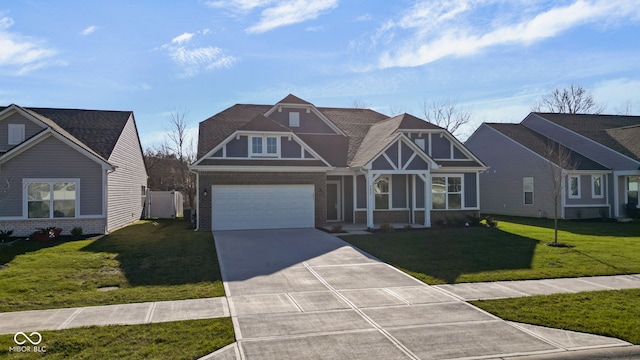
[106,116,148,232]
[0,135,103,217]
[523,114,639,170]
[466,125,558,218]
[0,113,46,152]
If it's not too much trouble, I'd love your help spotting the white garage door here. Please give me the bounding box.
[211,185,315,230]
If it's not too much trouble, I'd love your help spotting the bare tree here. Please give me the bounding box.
[544,141,579,245]
[615,99,638,115]
[351,99,370,109]
[533,84,605,114]
[422,98,471,137]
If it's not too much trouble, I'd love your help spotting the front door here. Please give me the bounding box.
[327,181,341,221]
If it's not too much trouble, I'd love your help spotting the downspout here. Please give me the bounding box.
[189,169,200,231]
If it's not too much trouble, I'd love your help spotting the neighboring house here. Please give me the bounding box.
[190,94,487,231]
[466,112,640,219]
[0,104,148,236]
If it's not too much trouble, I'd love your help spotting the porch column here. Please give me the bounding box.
[366,172,375,229]
[424,172,431,227]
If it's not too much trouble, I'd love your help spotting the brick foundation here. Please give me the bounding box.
[197,171,327,231]
[0,218,107,237]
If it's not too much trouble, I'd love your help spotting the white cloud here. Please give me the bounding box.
[207,0,337,33]
[160,30,236,78]
[80,25,97,35]
[0,16,59,75]
[375,0,640,69]
[355,13,372,22]
[172,32,194,44]
[246,0,338,33]
[592,78,640,114]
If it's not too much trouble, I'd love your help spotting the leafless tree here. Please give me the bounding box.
[144,110,197,209]
[351,99,370,109]
[544,141,579,245]
[615,99,638,115]
[422,98,471,137]
[533,84,605,114]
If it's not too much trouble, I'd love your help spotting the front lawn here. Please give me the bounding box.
[0,220,224,312]
[341,217,640,284]
[0,318,234,359]
[472,288,640,344]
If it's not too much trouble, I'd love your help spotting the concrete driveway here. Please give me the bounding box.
[211,229,629,360]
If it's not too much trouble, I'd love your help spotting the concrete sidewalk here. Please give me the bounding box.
[435,274,640,301]
[0,297,229,335]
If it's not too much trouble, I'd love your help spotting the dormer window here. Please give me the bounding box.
[250,136,279,157]
[8,124,25,145]
[289,112,300,127]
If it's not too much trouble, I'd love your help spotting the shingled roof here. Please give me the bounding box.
[1,106,132,160]
[195,97,467,168]
[487,123,608,171]
[534,113,640,162]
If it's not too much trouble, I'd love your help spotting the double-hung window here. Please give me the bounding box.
[8,124,25,145]
[374,176,390,209]
[26,179,78,218]
[250,136,279,157]
[569,175,580,199]
[592,175,603,199]
[432,175,462,209]
[523,177,534,205]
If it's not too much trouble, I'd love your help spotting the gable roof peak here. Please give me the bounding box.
[277,94,312,105]
[239,114,292,132]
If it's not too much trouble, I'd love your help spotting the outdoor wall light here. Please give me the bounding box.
[203,189,208,197]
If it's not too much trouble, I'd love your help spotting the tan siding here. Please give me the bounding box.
[0,135,103,217]
[0,112,46,151]
[106,116,148,232]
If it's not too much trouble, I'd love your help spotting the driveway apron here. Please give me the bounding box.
[213,229,626,360]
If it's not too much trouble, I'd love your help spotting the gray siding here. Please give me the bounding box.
[356,175,366,208]
[565,174,608,205]
[0,113,45,152]
[281,137,302,158]
[0,135,103,217]
[344,176,354,222]
[372,156,394,170]
[384,143,399,168]
[466,124,558,218]
[406,156,428,170]
[270,108,335,134]
[453,146,467,159]
[107,116,148,232]
[392,174,407,208]
[464,173,478,208]
[523,114,639,170]
[431,135,450,159]
[416,176,425,208]
[226,136,248,157]
[408,133,430,152]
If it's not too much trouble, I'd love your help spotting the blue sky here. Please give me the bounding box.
[1,0,639,148]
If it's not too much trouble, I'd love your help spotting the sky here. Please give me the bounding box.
[1,0,640,149]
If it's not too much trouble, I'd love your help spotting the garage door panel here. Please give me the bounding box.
[212,185,315,230]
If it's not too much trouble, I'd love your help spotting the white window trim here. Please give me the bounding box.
[23,178,80,219]
[8,124,25,145]
[523,177,534,205]
[431,175,464,210]
[415,138,425,151]
[289,112,300,127]
[569,175,581,199]
[249,135,280,158]
[591,175,604,199]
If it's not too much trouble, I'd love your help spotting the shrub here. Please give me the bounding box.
[403,224,413,230]
[330,224,343,233]
[71,227,83,237]
[379,223,394,232]
[0,229,14,242]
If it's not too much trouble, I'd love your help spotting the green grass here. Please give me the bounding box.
[0,318,234,359]
[0,220,224,312]
[341,217,640,284]
[472,289,640,344]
